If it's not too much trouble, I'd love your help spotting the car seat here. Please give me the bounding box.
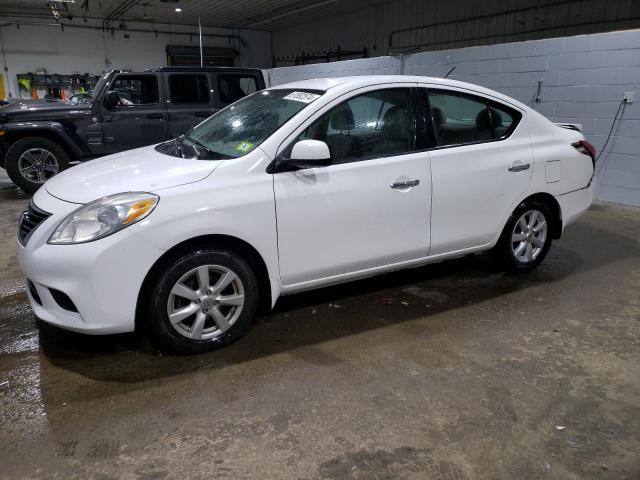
[372,106,411,155]
[325,103,355,162]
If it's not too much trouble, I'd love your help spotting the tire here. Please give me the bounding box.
[146,249,259,355]
[492,200,554,274]
[5,137,70,193]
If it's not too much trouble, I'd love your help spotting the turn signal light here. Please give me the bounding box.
[124,199,156,224]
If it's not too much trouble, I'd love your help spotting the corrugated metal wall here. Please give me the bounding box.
[272,0,640,63]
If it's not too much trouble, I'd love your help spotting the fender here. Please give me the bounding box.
[0,121,86,159]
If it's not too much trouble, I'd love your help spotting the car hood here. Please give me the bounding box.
[45,145,221,204]
[0,98,91,121]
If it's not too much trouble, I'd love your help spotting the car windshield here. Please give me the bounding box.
[181,89,324,160]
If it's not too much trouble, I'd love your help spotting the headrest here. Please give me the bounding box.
[329,104,354,131]
[431,106,445,126]
[382,106,410,141]
[476,108,502,131]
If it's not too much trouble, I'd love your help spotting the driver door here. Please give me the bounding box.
[100,73,169,152]
[273,86,431,287]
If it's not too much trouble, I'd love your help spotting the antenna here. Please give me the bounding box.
[199,17,203,67]
[444,65,456,78]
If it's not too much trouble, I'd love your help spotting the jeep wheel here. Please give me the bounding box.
[5,137,70,193]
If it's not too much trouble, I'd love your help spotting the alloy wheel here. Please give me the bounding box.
[511,209,548,263]
[18,148,59,184]
[166,264,245,341]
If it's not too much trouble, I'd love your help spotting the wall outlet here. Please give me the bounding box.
[624,91,635,103]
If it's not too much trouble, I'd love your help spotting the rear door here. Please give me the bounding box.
[164,72,216,138]
[100,73,168,152]
[422,86,532,255]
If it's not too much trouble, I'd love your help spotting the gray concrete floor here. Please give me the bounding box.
[0,168,639,480]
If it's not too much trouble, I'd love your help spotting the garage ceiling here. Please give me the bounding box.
[0,0,389,30]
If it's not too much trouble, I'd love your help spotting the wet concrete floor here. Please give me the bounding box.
[0,170,638,479]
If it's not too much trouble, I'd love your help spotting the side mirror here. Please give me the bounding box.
[103,91,120,110]
[288,139,331,169]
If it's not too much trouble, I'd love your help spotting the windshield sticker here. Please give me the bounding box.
[283,91,320,103]
[235,141,255,154]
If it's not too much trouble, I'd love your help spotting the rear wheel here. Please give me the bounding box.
[493,200,554,273]
[5,137,70,193]
[146,249,259,355]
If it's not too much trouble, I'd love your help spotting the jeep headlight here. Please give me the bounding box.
[49,192,159,245]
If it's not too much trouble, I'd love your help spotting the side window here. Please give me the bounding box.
[298,88,413,164]
[111,75,159,105]
[428,90,491,147]
[168,74,210,104]
[490,103,519,138]
[218,75,258,104]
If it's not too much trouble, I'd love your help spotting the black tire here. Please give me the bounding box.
[146,249,259,355]
[492,200,554,274]
[5,137,70,193]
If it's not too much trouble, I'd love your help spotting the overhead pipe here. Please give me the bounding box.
[388,0,589,51]
[0,21,246,46]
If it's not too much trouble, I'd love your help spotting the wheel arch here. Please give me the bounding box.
[519,192,563,239]
[135,234,273,333]
[2,127,82,163]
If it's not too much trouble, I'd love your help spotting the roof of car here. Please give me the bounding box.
[145,66,263,73]
[269,75,531,112]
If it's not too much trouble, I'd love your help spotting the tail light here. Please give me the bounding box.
[572,140,596,166]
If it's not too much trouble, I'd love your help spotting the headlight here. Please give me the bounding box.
[48,192,159,245]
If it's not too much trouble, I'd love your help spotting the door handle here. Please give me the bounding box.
[195,111,210,118]
[390,179,420,189]
[508,161,530,172]
[147,113,164,119]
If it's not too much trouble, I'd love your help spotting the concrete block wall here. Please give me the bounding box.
[267,29,640,207]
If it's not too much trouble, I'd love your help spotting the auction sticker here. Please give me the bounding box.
[283,91,320,103]
[235,141,255,154]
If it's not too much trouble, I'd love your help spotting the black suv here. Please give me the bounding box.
[0,66,266,192]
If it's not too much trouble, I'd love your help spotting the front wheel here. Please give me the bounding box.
[146,249,259,355]
[5,137,70,193]
[492,201,554,273]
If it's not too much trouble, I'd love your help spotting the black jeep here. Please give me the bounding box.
[0,67,266,192]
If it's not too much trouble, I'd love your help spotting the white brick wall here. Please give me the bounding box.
[267,29,640,207]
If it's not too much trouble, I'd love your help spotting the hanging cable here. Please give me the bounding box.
[595,99,625,163]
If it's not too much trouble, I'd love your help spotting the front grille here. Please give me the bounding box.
[18,201,51,246]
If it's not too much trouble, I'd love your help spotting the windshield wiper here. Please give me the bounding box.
[183,134,216,158]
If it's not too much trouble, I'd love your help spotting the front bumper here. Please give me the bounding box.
[18,188,165,334]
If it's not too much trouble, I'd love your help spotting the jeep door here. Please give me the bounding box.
[100,73,169,152]
[164,72,216,138]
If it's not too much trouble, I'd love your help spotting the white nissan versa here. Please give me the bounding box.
[18,76,595,354]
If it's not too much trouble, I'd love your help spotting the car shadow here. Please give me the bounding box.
[34,219,638,389]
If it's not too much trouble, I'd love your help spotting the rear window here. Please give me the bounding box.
[427,89,521,147]
[218,74,258,104]
[168,74,210,104]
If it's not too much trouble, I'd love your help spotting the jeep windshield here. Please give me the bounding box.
[91,71,114,103]
[156,89,324,160]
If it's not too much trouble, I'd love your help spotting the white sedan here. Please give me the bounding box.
[18,76,595,354]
